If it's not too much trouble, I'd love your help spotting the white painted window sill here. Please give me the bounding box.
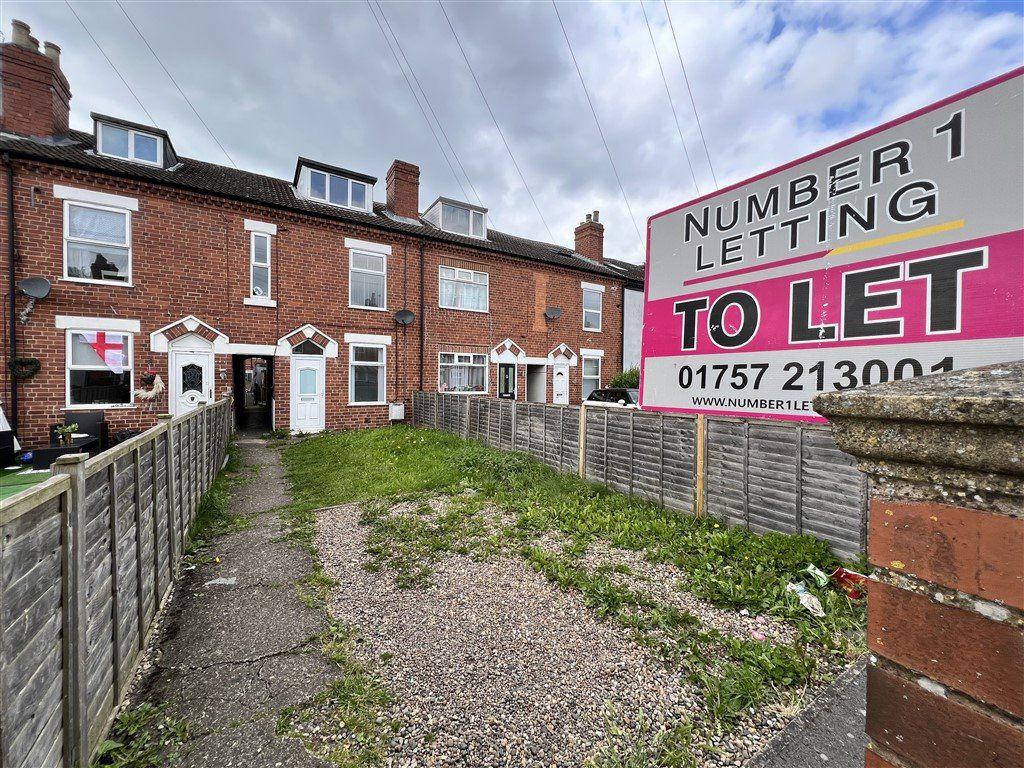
[61,277,134,289]
[65,403,136,411]
[244,297,277,308]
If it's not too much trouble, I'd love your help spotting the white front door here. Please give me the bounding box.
[170,349,214,415]
[552,363,569,405]
[290,355,325,433]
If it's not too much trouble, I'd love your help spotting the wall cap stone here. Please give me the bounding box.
[815,361,1024,427]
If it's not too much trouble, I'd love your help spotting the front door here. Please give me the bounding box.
[171,350,214,415]
[552,363,569,405]
[498,363,516,399]
[290,355,325,433]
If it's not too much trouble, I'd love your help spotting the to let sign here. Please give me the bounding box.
[640,68,1024,422]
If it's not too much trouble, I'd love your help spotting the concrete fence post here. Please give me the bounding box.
[816,362,1024,768]
[50,453,90,768]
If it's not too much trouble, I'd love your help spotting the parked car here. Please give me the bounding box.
[584,388,640,408]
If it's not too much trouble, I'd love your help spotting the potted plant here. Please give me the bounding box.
[54,422,78,447]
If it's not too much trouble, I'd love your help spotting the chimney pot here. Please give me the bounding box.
[27,34,40,52]
[586,213,592,222]
[43,41,61,65]
[593,210,599,222]
[11,19,31,48]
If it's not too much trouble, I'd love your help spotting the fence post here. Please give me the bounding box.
[202,403,209,490]
[511,402,518,452]
[795,425,804,535]
[132,446,146,649]
[694,414,706,518]
[658,413,665,508]
[107,461,123,700]
[558,407,564,472]
[158,414,180,575]
[51,453,89,768]
[577,404,586,478]
[603,409,609,486]
[150,432,162,606]
[628,410,635,496]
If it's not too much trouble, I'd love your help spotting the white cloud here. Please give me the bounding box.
[3,0,1020,264]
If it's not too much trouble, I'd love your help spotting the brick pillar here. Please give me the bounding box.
[816,362,1024,768]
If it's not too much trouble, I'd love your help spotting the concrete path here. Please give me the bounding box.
[748,660,868,768]
[132,438,334,767]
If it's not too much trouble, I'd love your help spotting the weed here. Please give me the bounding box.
[90,703,189,768]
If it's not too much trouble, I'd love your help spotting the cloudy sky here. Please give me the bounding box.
[3,1,1022,262]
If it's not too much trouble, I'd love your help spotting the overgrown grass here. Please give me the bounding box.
[185,444,250,557]
[281,426,866,760]
[278,443,398,767]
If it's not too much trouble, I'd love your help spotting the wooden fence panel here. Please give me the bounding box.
[0,400,232,768]
[0,479,69,768]
[415,393,866,557]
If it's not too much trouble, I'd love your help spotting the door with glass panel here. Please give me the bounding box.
[552,363,569,405]
[290,355,326,433]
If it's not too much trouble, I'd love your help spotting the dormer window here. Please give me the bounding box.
[309,170,368,209]
[295,158,375,213]
[97,122,163,166]
[424,198,488,239]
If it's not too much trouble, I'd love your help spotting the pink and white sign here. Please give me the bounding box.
[640,68,1024,422]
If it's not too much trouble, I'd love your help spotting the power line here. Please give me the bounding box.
[551,1,644,249]
[115,0,237,167]
[367,1,470,203]
[65,0,158,126]
[663,0,718,189]
[437,0,555,242]
[640,0,700,196]
[375,1,486,209]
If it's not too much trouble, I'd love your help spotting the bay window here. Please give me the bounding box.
[439,353,487,393]
[349,250,387,310]
[64,202,131,284]
[66,330,133,407]
[439,267,488,312]
[350,344,386,404]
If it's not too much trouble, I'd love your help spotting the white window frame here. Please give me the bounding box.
[438,352,489,394]
[582,286,603,332]
[62,200,133,287]
[65,328,135,409]
[96,122,163,167]
[582,355,602,398]
[249,231,272,299]
[348,249,388,311]
[440,202,487,239]
[438,266,489,313]
[307,169,372,212]
[349,343,387,406]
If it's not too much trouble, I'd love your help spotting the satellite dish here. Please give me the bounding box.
[18,277,51,300]
[544,307,563,320]
[394,309,415,326]
[16,277,51,325]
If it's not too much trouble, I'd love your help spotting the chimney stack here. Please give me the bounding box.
[386,160,420,220]
[574,209,605,263]
[1,20,72,139]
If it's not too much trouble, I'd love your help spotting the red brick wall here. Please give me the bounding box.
[0,159,624,447]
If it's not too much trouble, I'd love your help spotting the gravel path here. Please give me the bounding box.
[316,498,861,767]
[318,502,699,766]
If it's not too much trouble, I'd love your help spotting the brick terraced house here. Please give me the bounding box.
[0,22,626,448]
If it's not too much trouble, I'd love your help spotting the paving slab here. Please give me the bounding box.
[127,439,333,767]
[748,660,868,768]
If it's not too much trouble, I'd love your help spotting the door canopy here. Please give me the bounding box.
[276,324,338,358]
[151,315,229,353]
[546,343,578,366]
[490,339,526,364]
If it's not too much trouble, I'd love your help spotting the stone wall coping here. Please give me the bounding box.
[815,361,1024,427]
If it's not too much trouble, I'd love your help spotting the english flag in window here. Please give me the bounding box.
[84,332,126,374]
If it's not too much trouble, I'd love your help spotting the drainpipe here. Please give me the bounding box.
[4,153,16,433]
[418,241,425,392]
